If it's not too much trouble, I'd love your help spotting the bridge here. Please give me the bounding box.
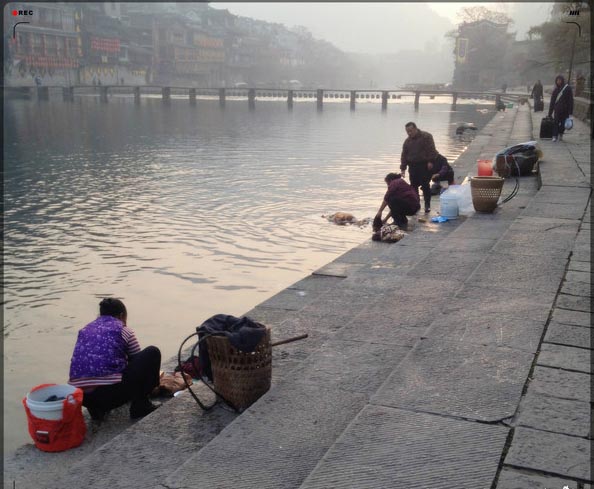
[5,85,524,110]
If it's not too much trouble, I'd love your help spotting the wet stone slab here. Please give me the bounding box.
[372,338,533,422]
[516,392,591,438]
[467,253,567,293]
[407,250,486,282]
[440,237,498,252]
[556,293,592,313]
[258,288,320,311]
[505,427,591,482]
[55,431,200,489]
[333,304,435,347]
[529,366,591,402]
[565,270,591,284]
[165,383,367,489]
[312,261,365,278]
[520,201,586,220]
[544,322,591,349]
[538,342,592,374]
[551,307,592,327]
[243,306,296,328]
[496,467,581,489]
[285,339,411,395]
[426,310,545,353]
[287,275,346,293]
[443,291,554,323]
[560,280,592,298]
[300,406,509,489]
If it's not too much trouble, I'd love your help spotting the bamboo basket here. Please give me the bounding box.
[206,327,272,410]
[470,176,505,213]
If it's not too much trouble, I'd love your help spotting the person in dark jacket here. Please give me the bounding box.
[530,80,543,102]
[429,153,455,194]
[374,173,420,230]
[400,122,437,213]
[548,75,574,142]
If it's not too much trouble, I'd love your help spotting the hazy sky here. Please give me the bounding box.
[212,2,553,53]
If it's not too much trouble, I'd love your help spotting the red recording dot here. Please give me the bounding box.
[12,10,18,16]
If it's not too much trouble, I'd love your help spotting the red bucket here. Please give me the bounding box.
[477,159,493,176]
[23,384,86,452]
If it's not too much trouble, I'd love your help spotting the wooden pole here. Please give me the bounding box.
[162,87,171,103]
[452,92,458,109]
[189,88,196,105]
[219,87,226,107]
[287,89,294,109]
[248,88,255,109]
[316,89,323,109]
[99,86,108,103]
[133,86,141,104]
[62,86,74,101]
[37,86,49,101]
[381,91,388,111]
[350,91,356,110]
[414,91,420,110]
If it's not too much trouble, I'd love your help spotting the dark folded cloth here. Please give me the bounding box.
[196,314,266,381]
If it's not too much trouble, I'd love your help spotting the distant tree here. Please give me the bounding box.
[527,1,590,74]
[457,6,513,25]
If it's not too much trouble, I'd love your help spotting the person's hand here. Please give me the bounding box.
[427,162,433,171]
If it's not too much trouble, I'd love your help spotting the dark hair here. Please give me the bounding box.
[405,122,417,129]
[555,75,565,85]
[384,172,402,183]
[99,298,127,318]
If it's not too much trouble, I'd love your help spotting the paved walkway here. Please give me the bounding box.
[5,105,591,489]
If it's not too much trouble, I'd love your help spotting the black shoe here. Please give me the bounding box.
[130,400,161,419]
[87,406,106,421]
[424,207,430,213]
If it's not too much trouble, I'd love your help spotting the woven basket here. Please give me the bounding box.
[206,327,272,410]
[470,177,505,213]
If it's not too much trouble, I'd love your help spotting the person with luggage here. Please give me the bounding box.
[374,172,420,230]
[531,80,544,112]
[548,75,574,142]
[68,298,161,420]
[400,122,437,213]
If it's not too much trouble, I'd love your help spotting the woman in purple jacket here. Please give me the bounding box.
[548,75,574,142]
[374,173,421,230]
[69,298,161,420]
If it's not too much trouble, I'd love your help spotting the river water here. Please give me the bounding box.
[3,95,494,452]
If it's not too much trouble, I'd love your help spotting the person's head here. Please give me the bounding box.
[384,172,402,185]
[405,122,418,138]
[99,298,127,324]
[555,75,565,87]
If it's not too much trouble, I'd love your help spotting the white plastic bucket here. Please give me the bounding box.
[440,191,459,219]
[26,385,77,420]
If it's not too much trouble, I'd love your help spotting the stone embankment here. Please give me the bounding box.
[5,103,591,489]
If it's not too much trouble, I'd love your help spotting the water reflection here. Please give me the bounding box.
[3,97,493,452]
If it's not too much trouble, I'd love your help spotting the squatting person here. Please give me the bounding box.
[68,298,161,420]
[400,122,438,213]
[374,172,420,230]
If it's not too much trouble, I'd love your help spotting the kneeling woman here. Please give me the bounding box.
[374,172,421,230]
[69,298,161,420]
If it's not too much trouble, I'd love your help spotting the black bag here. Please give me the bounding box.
[534,99,544,112]
[539,117,553,139]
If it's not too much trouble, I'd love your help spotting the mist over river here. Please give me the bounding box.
[3,95,494,452]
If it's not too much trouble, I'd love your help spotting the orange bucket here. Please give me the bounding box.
[477,159,493,176]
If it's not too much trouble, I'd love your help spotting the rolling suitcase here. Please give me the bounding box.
[534,99,544,112]
[539,116,553,139]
